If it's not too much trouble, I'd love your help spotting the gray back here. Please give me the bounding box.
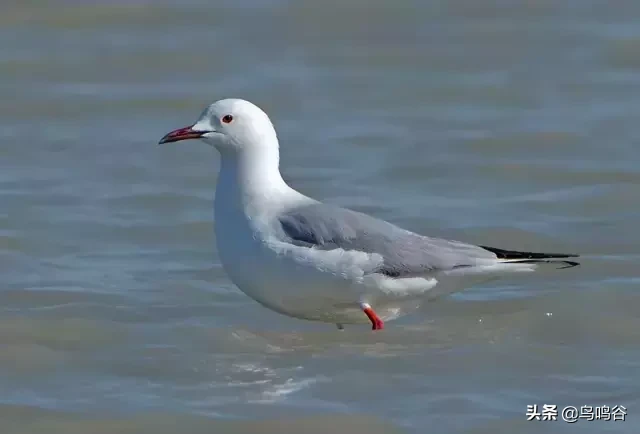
[276,203,496,277]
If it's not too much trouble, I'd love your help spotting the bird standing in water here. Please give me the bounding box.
[159,98,579,330]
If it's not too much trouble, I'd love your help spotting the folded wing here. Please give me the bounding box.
[275,203,501,277]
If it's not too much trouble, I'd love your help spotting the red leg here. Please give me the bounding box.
[361,303,384,330]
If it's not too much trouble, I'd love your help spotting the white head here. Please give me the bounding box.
[159,99,279,156]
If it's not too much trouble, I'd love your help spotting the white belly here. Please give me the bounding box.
[212,174,437,324]
[209,154,438,325]
[216,214,353,317]
[214,211,435,324]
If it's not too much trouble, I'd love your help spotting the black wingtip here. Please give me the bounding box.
[479,245,580,260]
[479,245,580,269]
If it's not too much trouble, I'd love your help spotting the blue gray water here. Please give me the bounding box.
[2,1,640,433]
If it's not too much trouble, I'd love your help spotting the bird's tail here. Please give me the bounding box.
[479,245,580,270]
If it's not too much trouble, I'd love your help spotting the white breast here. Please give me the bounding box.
[211,155,433,323]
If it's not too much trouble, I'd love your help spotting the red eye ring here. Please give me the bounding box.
[222,114,233,124]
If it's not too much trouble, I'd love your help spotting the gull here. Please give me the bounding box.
[159,98,579,330]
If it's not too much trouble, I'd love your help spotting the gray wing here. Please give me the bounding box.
[275,203,497,277]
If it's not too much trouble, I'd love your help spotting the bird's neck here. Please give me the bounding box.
[215,147,290,217]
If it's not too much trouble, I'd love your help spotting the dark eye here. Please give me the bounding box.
[222,114,234,124]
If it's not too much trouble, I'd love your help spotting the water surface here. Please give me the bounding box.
[2,1,640,433]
